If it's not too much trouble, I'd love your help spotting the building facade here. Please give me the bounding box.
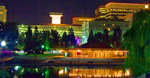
[72,17,94,25]
[18,24,82,38]
[0,5,7,22]
[95,5,106,19]
[82,20,130,44]
[95,2,150,20]
[63,48,127,58]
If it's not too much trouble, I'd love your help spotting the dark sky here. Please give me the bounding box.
[1,0,150,24]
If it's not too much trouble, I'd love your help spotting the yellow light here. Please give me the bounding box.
[112,24,114,26]
[145,5,149,9]
[50,15,63,24]
[59,69,64,74]
[107,28,110,31]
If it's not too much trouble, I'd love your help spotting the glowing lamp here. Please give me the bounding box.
[145,5,149,9]
[59,69,64,74]
[41,45,44,48]
[1,41,6,46]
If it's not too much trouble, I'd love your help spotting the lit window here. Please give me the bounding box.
[104,24,105,26]
[107,28,110,31]
[145,5,149,9]
[112,24,114,26]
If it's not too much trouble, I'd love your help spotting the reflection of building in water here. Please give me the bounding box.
[59,67,130,78]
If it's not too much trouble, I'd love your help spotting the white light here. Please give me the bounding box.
[15,66,20,71]
[1,41,6,46]
[145,5,149,9]
[59,69,64,74]
[50,15,63,24]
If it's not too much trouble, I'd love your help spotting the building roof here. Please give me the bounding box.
[78,40,112,48]
[19,23,82,26]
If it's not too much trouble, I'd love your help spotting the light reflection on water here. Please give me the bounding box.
[0,66,130,78]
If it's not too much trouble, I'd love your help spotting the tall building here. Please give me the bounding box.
[82,20,130,44]
[72,17,94,25]
[95,2,150,20]
[0,5,7,22]
[95,5,106,19]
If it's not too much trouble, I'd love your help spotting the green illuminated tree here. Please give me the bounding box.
[17,33,25,50]
[42,30,51,51]
[123,10,150,77]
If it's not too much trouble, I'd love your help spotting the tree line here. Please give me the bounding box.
[17,26,77,54]
[88,26,122,48]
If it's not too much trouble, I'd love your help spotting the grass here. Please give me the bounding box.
[27,54,63,57]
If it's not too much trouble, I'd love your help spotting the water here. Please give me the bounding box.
[0,66,130,78]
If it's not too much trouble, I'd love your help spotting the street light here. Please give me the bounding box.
[1,41,6,47]
[1,41,6,78]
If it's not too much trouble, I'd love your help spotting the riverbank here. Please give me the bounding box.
[0,56,125,66]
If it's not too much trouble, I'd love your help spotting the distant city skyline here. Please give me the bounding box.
[1,0,150,24]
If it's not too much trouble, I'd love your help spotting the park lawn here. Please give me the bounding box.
[27,54,63,57]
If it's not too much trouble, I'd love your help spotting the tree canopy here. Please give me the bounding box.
[123,10,150,77]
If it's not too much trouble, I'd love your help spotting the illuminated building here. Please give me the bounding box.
[0,5,7,22]
[82,20,129,44]
[50,12,63,24]
[18,24,82,38]
[72,17,94,25]
[61,40,128,58]
[18,12,82,42]
[95,2,150,20]
[95,5,106,19]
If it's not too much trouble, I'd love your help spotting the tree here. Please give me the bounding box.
[68,27,76,47]
[88,29,94,42]
[42,30,51,51]
[94,32,103,42]
[61,32,68,48]
[51,29,59,49]
[103,28,110,45]
[112,26,122,48]
[24,26,33,54]
[17,33,25,50]
[123,10,150,77]
[33,26,41,54]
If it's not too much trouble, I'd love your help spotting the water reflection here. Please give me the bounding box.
[0,66,130,78]
[61,66,130,78]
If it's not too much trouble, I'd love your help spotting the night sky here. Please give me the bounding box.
[1,0,150,24]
